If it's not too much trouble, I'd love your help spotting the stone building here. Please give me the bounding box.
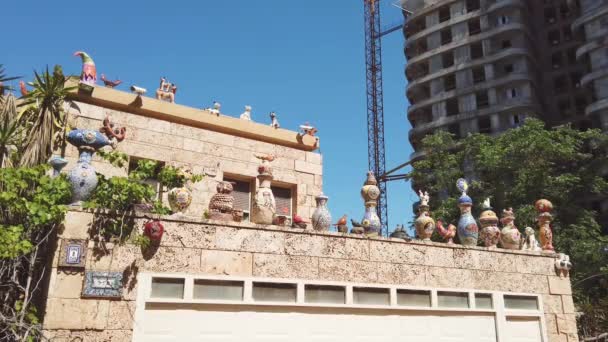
[403,0,597,159]
[40,84,577,341]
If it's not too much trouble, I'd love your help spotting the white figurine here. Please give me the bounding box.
[555,253,572,277]
[270,112,280,128]
[482,197,491,209]
[240,105,252,121]
[418,190,430,206]
[299,122,318,136]
[208,101,221,116]
[522,227,541,251]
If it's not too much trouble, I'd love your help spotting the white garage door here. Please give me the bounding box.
[504,317,542,342]
[136,304,497,342]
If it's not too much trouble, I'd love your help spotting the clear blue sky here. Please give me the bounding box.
[3,0,417,233]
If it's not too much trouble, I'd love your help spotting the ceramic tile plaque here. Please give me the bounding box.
[82,271,123,299]
[58,239,87,268]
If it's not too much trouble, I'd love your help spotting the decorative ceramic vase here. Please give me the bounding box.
[455,179,479,246]
[144,220,164,242]
[49,155,68,177]
[414,190,435,240]
[500,208,521,249]
[251,154,276,224]
[68,150,98,205]
[360,171,382,236]
[536,199,554,251]
[168,187,192,213]
[66,126,122,205]
[312,193,332,231]
[478,198,500,248]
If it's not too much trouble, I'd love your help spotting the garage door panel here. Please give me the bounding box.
[137,305,497,342]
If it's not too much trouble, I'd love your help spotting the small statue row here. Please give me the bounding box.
[415,179,555,252]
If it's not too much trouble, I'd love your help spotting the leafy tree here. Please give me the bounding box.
[408,119,608,336]
[19,66,76,167]
[0,166,71,341]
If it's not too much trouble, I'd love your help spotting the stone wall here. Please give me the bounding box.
[42,211,578,341]
[63,101,323,221]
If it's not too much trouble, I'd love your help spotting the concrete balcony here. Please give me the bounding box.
[580,66,608,87]
[405,22,531,74]
[572,4,608,30]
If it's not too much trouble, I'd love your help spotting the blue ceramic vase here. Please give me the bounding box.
[68,150,98,204]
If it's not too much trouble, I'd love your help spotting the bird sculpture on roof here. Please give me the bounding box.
[73,51,97,85]
[333,215,348,233]
[101,74,122,88]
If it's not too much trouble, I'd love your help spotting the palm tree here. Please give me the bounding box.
[0,93,25,167]
[19,65,75,167]
[0,64,19,95]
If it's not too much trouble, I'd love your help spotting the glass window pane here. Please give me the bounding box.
[504,295,538,310]
[151,278,184,299]
[305,285,345,304]
[397,290,431,307]
[252,282,297,302]
[193,280,243,301]
[353,287,390,305]
[475,293,493,309]
[437,291,469,308]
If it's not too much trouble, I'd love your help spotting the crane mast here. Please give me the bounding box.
[364,0,389,236]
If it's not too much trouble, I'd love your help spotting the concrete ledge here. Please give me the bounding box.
[66,80,319,152]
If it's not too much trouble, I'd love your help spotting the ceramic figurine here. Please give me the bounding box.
[49,155,68,178]
[414,190,435,240]
[168,187,192,214]
[478,198,500,248]
[155,77,177,103]
[208,181,235,221]
[350,219,365,234]
[522,227,541,252]
[555,253,572,277]
[101,74,122,88]
[360,171,382,236]
[455,179,479,246]
[167,166,194,215]
[74,51,97,85]
[535,199,554,251]
[240,105,252,121]
[333,214,348,233]
[500,207,521,249]
[19,80,28,96]
[436,219,456,244]
[99,115,126,149]
[144,220,164,242]
[270,112,280,128]
[208,101,221,116]
[312,193,332,231]
[251,154,276,224]
[291,214,308,229]
[299,122,318,136]
[66,116,126,204]
[390,224,412,241]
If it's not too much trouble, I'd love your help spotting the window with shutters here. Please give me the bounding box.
[271,185,294,221]
[224,177,253,222]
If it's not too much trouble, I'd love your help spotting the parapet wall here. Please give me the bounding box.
[42,210,577,341]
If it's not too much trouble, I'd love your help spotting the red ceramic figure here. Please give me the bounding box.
[144,220,164,242]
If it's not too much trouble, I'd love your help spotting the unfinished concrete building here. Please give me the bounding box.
[573,0,608,131]
[404,0,593,158]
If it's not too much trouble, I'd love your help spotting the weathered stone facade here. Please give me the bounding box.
[63,99,323,221]
[42,211,577,341]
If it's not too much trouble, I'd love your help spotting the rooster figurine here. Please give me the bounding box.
[101,74,122,88]
[291,214,308,229]
[73,51,97,85]
[436,219,456,244]
[19,81,28,97]
[333,215,348,233]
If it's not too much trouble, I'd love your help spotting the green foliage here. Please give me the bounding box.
[97,149,128,168]
[0,166,71,258]
[408,119,608,336]
[157,165,203,189]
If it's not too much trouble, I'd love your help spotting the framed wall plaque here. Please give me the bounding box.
[82,271,123,299]
[58,239,87,268]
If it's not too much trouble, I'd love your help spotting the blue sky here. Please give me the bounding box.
[3,0,417,233]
